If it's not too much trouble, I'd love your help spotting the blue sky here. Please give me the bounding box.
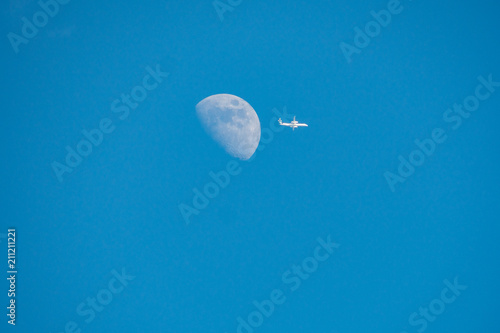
[1,0,499,332]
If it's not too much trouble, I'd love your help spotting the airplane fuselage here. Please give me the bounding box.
[278,116,308,130]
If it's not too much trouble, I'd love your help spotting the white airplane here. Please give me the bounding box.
[278,116,308,131]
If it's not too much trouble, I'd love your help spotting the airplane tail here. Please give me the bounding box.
[278,118,282,125]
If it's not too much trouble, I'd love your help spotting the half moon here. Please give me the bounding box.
[196,94,261,160]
